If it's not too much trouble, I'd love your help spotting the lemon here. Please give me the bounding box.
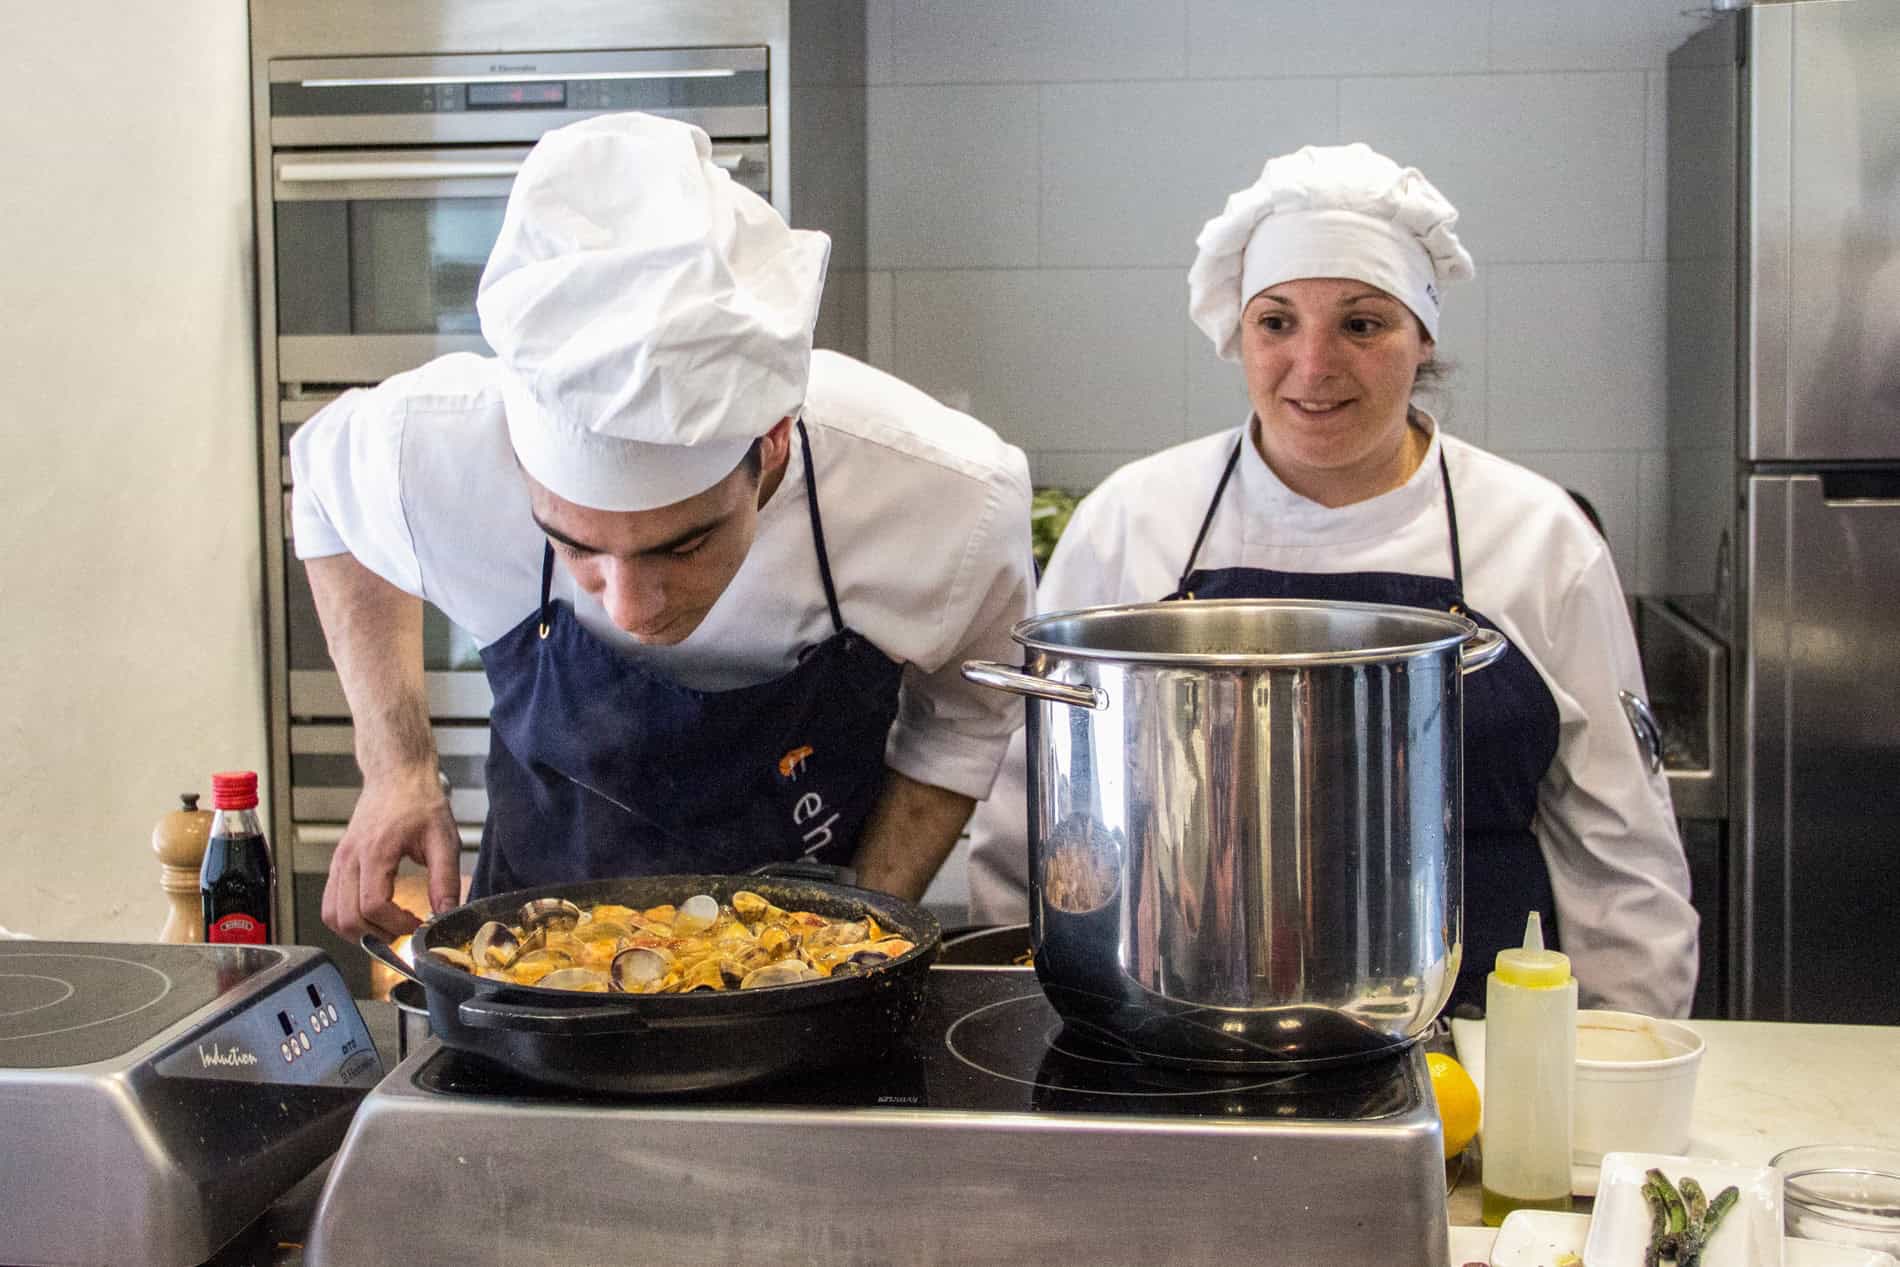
[1426,1051,1481,1159]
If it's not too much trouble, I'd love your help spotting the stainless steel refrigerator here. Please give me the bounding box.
[1663,0,1900,1023]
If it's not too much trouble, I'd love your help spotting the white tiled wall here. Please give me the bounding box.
[862,0,1717,594]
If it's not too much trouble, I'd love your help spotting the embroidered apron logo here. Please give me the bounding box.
[778,745,836,857]
[792,788,839,857]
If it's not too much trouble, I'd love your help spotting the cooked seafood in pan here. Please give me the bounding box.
[429,890,917,993]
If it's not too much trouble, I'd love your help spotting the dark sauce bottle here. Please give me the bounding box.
[199,771,276,944]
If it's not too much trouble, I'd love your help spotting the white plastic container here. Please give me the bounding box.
[1573,1009,1705,1166]
[1482,911,1577,1226]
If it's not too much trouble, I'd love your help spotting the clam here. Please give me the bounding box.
[740,960,822,990]
[535,967,610,992]
[469,920,521,969]
[846,949,891,968]
[505,948,570,986]
[678,959,727,992]
[730,890,783,924]
[517,898,582,933]
[426,947,476,971]
[575,920,631,944]
[672,893,721,936]
[609,946,670,993]
[804,920,869,950]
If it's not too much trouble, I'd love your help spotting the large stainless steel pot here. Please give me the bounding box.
[962,598,1506,1070]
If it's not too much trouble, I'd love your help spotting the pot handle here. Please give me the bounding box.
[360,932,424,986]
[1459,627,1508,676]
[961,661,1108,710]
[457,995,652,1037]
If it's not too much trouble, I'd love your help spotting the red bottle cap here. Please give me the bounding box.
[210,771,259,811]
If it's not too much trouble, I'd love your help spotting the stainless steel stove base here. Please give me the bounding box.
[308,1038,1450,1266]
[0,944,380,1267]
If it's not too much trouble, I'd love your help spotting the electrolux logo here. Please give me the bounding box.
[198,1042,259,1069]
[490,63,539,73]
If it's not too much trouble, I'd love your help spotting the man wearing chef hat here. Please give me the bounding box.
[294,113,1033,941]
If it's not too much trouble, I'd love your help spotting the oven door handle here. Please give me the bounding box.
[278,148,746,185]
[278,159,525,184]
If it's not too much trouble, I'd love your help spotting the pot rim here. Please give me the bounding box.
[1013,598,1480,668]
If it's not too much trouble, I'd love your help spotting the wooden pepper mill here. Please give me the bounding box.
[153,792,215,943]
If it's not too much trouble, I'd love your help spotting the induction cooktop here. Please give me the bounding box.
[0,941,382,1267]
[308,966,1452,1266]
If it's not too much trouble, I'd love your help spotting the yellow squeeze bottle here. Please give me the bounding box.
[1480,912,1576,1227]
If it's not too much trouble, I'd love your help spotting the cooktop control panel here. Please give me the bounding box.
[154,958,380,1087]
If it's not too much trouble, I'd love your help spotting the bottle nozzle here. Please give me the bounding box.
[1494,909,1571,988]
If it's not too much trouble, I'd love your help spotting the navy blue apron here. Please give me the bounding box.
[471,421,906,898]
[1167,432,1561,1014]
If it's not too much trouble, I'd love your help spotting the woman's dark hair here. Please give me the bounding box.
[1412,357,1453,404]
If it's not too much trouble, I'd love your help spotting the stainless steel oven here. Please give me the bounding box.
[252,1,868,989]
[268,48,771,386]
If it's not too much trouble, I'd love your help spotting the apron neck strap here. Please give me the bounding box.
[1175,420,1470,615]
[1438,447,1467,613]
[796,419,846,635]
[1176,433,1245,594]
[538,538,556,639]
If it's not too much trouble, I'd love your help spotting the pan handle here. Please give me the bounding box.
[457,995,652,1036]
[749,859,857,886]
[961,661,1108,710]
[1459,627,1508,676]
[360,932,425,986]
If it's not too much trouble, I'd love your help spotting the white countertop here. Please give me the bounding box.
[1445,1018,1900,1261]
[1452,1018,1900,1174]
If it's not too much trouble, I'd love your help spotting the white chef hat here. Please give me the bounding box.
[1187,142,1473,360]
[477,112,830,511]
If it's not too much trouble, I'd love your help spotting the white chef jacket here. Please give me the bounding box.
[967,420,1700,1018]
[290,349,1035,804]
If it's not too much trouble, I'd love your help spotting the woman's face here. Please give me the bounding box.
[1239,277,1433,502]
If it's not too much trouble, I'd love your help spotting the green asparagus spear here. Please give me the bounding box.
[1698,1186,1740,1242]
[1680,1175,1709,1225]
[1678,1183,1741,1267]
[1641,1179,1669,1267]
[1647,1168,1690,1256]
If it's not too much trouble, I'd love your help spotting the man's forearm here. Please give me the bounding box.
[849,768,975,902]
[303,553,438,781]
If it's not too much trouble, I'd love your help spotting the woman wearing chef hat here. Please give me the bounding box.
[967,143,1698,1018]
[294,113,1033,942]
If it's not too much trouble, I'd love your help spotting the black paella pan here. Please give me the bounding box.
[364,869,940,1094]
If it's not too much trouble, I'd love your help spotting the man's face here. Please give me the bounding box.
[524,424,789,646]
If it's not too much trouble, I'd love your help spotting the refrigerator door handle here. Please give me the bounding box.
[1820,471,1900,505]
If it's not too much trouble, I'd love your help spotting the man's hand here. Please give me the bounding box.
[320,765,462,941]
[305,552,458,941]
